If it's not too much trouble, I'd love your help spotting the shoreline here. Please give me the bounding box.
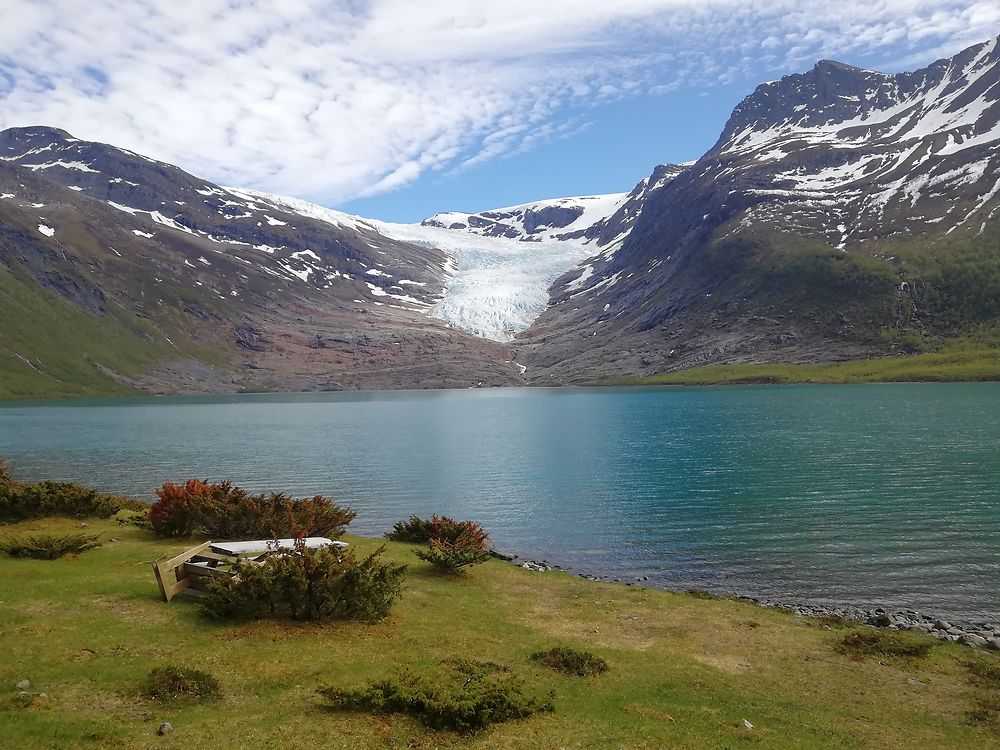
[4,368,1000,403]
[507,554,1000,650]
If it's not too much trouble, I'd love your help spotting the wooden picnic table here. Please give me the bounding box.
[152,537,348,602]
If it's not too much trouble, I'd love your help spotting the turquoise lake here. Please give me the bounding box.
[2,384,998,621]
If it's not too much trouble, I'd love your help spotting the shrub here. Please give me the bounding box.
[148,479,356,539]
[385,514,437,542]
[149,479,245,537]
[818,614,854,629]
[0,532,102,559]
[531,647,608,677]
[113,508,152,529]
[143,665,221,700]
[0,476,145,522]
[202,544,406,622]
[386,514,489,547]
[836,629,934,659]
[415,530,492,573]
[319,658,553,733]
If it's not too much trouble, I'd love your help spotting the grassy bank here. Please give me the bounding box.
[613,347,1000,386]
[2,517,999,748]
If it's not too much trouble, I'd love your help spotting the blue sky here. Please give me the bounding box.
[343,81,752,220]
[1,1,998,222]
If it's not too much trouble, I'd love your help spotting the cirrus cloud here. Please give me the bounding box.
[0,1,996,204]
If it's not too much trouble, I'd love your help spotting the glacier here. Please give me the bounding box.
[227,187,629,342]
[372,220,598,341]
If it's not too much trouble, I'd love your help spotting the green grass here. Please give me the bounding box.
[0,263,165,400]
[2,516,999,748]
[614,347,1000,386]
[0,261,232,401]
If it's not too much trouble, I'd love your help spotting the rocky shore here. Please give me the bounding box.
[512,557,1000,650]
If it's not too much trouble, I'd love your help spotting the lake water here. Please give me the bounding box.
[2,384,999,622]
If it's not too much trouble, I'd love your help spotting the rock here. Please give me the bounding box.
[935,619,952,631]
[906,678,924,686]
[987,639,1000,651]
[946,626,964,636]
[15,679,29,690]
[743,719,754,730]
[961,633,989,647]
[520,561,551,572]
[157,722,173,736]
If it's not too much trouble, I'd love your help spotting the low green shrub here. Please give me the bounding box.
[0,532,102,559]
[319,658,553,733]
[143,665,221,700]
[818,614,855,629]
[386,514,489,546]
[149,479,356,539]
[113,508,152,529]
[203,544,406,622]
[415,532,492,573]
[385,514,437,542]
[0,472,145,522]
[394,516,492,573]
[530,647,608,677]
[836,629,934,659]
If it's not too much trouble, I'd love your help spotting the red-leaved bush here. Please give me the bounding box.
[148,480,355,539]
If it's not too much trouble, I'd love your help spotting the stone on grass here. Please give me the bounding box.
[157,722,173,736]
[15,679,29,690]
[961,633,989,647]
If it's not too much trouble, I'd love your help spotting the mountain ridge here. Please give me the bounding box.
[2,35,1000,397]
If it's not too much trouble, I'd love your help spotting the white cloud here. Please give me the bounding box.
[0,1,995,205]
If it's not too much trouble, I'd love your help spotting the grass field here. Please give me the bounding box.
[2,517,999,749]
[614,347,1000,387]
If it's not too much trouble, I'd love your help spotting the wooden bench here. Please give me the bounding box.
[152,537,348,602]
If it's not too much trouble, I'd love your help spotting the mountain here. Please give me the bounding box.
[0,127,534,396]
[2,36,999,397]
[517,36,1000,381]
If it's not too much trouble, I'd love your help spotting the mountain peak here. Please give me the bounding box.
[812,59,865,73]
[0,125,76,151]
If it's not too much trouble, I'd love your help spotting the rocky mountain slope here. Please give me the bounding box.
[518,36,1000,381]
[0,126,530,396]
